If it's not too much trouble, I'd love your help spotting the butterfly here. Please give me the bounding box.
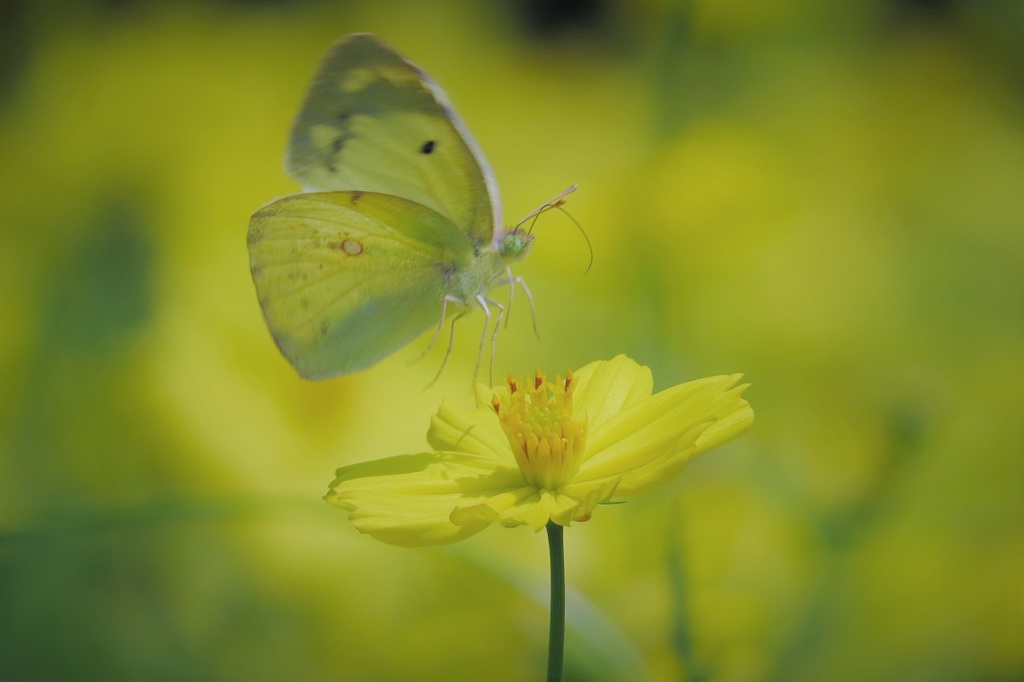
[247,33,573,381]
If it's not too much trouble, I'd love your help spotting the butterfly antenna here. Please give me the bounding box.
[515,184,578,233]
[514,184,592,275]
[555,203,592,274]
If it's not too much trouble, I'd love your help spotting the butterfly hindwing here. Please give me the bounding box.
[286,34,501,250]
[248,191,473,379]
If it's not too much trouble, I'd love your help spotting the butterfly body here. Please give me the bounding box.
[248,34,537,380]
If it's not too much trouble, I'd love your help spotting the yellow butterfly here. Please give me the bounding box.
[248,33,571,380]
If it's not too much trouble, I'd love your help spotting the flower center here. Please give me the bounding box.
[491,370,587,490]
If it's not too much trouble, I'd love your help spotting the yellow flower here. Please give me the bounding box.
[325,355,753,546]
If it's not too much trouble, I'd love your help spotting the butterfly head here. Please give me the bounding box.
[496,227,535,263]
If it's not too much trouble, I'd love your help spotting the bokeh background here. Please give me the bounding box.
[2,0,1022,680]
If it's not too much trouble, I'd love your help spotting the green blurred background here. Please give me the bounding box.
[2,0,1021,680]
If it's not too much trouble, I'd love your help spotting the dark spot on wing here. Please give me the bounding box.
[420,140,436,154]
[350,191,363,204]
[327,163,337,173]
[331,137,344,153]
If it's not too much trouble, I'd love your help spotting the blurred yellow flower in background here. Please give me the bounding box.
[326,355,753,546]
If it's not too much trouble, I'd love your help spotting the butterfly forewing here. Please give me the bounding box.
[286,34,500,250]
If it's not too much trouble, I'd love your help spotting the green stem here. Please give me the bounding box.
[545,521,565,682]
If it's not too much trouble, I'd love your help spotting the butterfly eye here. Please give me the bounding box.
[498,231,533,261]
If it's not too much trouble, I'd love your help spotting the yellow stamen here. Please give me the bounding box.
[492,370,586,490]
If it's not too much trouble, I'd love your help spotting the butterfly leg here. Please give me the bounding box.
[434,303,468,385]
[411,295,456,365]
[502,266,515,329]
[419,296,468,389]
[494,268,539,338]
[503,274,539,338]
[474,294,506,386]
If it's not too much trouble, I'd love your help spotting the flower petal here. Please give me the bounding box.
[450,486,535,526]
[572,355,654,427]
[494,489,582,531]
[576,375,753,495]
[325,451,524,546]
[451,481,621,532]
[427,398,510,462]
[554,476,622,524]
